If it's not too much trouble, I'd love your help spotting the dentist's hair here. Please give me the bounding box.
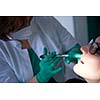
[0,16,32,41]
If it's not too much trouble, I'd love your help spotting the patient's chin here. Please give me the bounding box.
[73,65,100,82]
[73,64,86,78]
[73,64,80,76]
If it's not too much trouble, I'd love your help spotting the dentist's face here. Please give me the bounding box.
[73,36,100,82]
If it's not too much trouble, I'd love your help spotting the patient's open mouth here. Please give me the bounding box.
[80,60,84,64]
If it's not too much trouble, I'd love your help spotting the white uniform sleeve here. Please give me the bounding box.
[33,16,78,52]
[0,55,19,83]
[51,17,78,51]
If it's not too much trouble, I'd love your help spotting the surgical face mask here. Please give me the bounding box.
[11,25,32,40]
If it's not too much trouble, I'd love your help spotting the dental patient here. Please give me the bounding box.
[66,36,100,83]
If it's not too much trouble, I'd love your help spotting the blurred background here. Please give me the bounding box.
[55,16,100,46]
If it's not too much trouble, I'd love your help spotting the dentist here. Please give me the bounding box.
[0,16,82,83]
[0,17,62,83]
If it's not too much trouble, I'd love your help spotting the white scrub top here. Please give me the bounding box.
[0,16,80,83]
[0,40,33,82]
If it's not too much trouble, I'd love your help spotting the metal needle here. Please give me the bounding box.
[56,54,69,57]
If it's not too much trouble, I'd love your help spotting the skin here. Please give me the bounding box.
[73,36,100,83]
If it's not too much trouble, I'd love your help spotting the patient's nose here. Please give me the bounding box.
[81,45,89,54]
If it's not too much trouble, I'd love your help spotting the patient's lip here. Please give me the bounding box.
[80,60,84,64]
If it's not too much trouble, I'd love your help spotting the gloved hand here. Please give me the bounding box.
[65,44,82,64]
[36,51,62,83]
[40,47,50,59]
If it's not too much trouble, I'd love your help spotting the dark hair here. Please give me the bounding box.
[0,16,32,41]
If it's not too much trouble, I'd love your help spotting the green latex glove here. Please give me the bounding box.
[36,51,62,83]
[65,44,82,64]
[40,47,50,59]
[43,47,48,56]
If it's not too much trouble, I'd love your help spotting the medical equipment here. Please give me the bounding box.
[40,52,82,59]
[40,51,81,59]
[56,54,69,57]
[57,53,82,58]
[40,53,69,59]
[40,47,69,58]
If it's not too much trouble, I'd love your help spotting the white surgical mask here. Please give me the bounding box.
[11,25,32,40]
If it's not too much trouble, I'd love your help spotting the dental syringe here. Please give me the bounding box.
[40,52,69,59]
[56,53,82,58]
[56,54,69,57]
[40,53,81,59]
